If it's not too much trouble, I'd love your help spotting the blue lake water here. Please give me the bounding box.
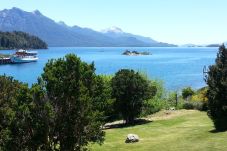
[0,47,218,90]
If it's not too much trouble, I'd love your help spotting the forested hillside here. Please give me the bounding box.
[0,31,47,49]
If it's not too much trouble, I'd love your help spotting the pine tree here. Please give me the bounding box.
[206,44,227,131]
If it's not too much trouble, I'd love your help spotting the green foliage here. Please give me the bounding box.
[141,80,168,116]
[0,31,47,50]
[191,87,208,102]
[111,69,156,124]
[28,83,54,150]
[0,54,107,150]
[181,87,208,111]
[164,91,184,109]
[182,87,195,99]
[182,101,207,111]
[95,75,118,122]
[0,75,22,150]
[184,87,208,111]
[42,54,105,150]
[142,99,168,116]
[0,76,53,151]
[182,102,194,109]
[206,44,227,131]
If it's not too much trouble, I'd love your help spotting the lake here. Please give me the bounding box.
[0,47,218,90]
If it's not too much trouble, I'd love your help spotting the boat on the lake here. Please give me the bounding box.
[10,49,38,63]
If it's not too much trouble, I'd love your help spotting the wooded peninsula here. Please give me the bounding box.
[0,31,47,50]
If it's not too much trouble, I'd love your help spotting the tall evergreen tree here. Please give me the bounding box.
[206,44,227,131]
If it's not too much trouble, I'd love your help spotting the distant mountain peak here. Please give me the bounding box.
[11,7,22,11]
[0,7,176,47]
[0,7,23,18]
[1,7,22,13]
[0,7,42,17]
[72,25,80,28]
[102,26,123,33]
[58,21,68,27]
[32,10,42,15]
[10,7,26,14]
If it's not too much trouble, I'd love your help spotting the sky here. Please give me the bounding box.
[0,0,227,45]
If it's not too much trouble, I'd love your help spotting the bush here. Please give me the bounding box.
[183,102,194,109]
[142,99,168,116]
[183,101,207,111]
[182,87,195,99]
[166,91,184,109]
[141,80,168,116]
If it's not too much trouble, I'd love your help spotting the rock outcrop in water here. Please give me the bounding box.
[122,50,151,56]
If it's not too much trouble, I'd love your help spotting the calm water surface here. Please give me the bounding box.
[0,47,218,90]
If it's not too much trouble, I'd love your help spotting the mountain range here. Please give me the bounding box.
[0,7,177,47]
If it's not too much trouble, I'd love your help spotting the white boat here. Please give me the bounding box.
[10,49,38,63]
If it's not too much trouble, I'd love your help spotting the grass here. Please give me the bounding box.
[91,110,227,151]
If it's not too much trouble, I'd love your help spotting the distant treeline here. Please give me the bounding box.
[0,31,47,50]
[206,44,220,47]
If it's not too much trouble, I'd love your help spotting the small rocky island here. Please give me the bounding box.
[122,50,151,56]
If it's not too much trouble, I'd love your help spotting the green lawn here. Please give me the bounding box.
[91,110,227,151]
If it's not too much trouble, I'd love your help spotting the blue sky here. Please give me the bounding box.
[0,0,227,45]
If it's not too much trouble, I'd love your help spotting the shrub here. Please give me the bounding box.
[183,102,194,109]
[182,87,195,99]
[166,91,184,109]
[183,101,207,111]
[141,80,168,116]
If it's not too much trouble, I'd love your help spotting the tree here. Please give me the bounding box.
[182,87,195,100]
[0,76,53,151]
[27,83,54,150]
[0,75,23,151]
[206,44,227,131]
[41,54,105,150]
[111,69,156,124]
[0,54,106,151]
